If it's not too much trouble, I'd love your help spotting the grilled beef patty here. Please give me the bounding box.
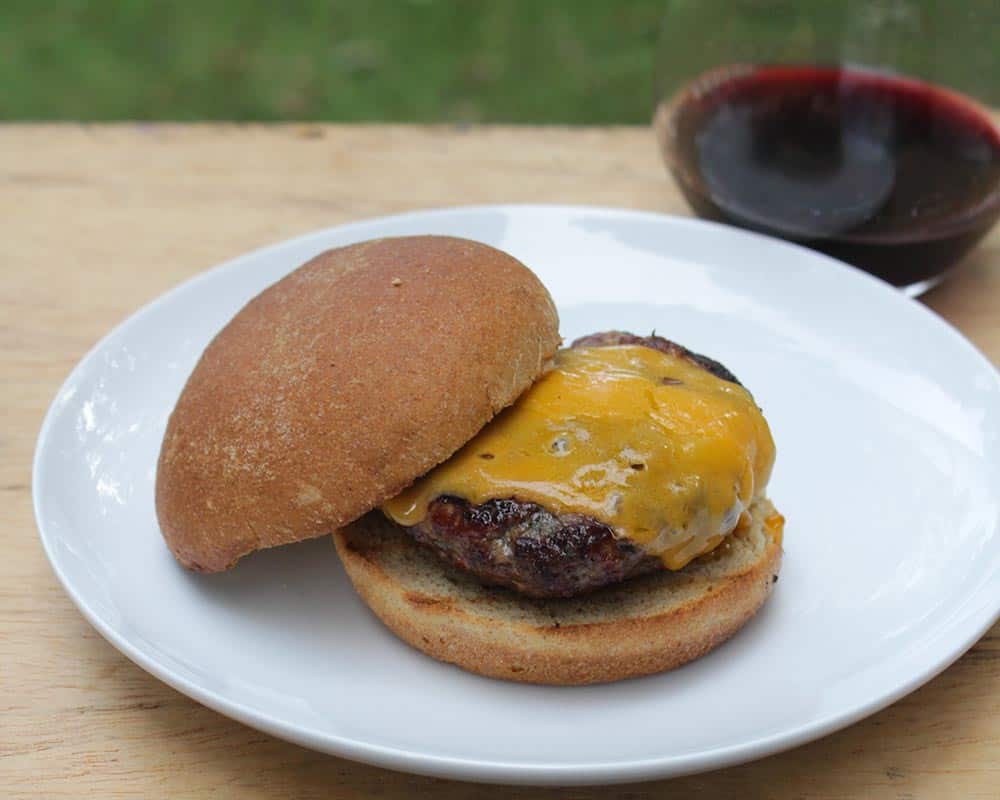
[399,332,742,598]
[409,496,661,598]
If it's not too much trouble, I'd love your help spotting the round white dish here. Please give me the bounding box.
[34,205,1000,785]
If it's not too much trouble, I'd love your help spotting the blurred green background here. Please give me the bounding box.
[1,0,662,123]
[3,0,997,123]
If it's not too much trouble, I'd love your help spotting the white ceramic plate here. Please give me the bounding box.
[34,206,1000,785]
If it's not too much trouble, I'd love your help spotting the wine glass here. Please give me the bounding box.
[653,0,1000,295]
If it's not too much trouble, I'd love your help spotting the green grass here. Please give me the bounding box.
[0,0,663,123]
[1,1,996,123]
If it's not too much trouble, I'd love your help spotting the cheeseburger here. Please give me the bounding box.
[156,235,782,685]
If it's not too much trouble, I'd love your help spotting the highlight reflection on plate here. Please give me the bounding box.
[34,206,1000,785]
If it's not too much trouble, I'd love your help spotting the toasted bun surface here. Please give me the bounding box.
[157,236,560,572]
[334,497,782,685]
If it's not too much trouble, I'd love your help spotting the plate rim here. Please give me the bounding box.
[32,203,1000,785]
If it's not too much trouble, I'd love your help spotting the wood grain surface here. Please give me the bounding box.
[2,124,998,799]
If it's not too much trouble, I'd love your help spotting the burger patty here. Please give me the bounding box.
[571,330,741,385]
[402,332,743,598]
[410,496,662,598]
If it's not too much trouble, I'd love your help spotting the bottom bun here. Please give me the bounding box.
[333,497,783,685]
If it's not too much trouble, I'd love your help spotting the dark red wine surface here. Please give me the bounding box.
[663,65,1000,285]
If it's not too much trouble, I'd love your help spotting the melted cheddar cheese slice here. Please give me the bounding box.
[382,344,775,569]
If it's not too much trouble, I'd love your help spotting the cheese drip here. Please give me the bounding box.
[382,345,775,569]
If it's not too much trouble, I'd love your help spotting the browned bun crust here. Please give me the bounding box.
[156,236,560,572]
[334,498,783,685]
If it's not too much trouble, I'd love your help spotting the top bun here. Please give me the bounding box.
[156,235,560,572]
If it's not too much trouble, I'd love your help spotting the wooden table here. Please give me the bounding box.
[2,124,998,798]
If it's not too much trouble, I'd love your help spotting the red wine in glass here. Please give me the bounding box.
[658,65,1000,288]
